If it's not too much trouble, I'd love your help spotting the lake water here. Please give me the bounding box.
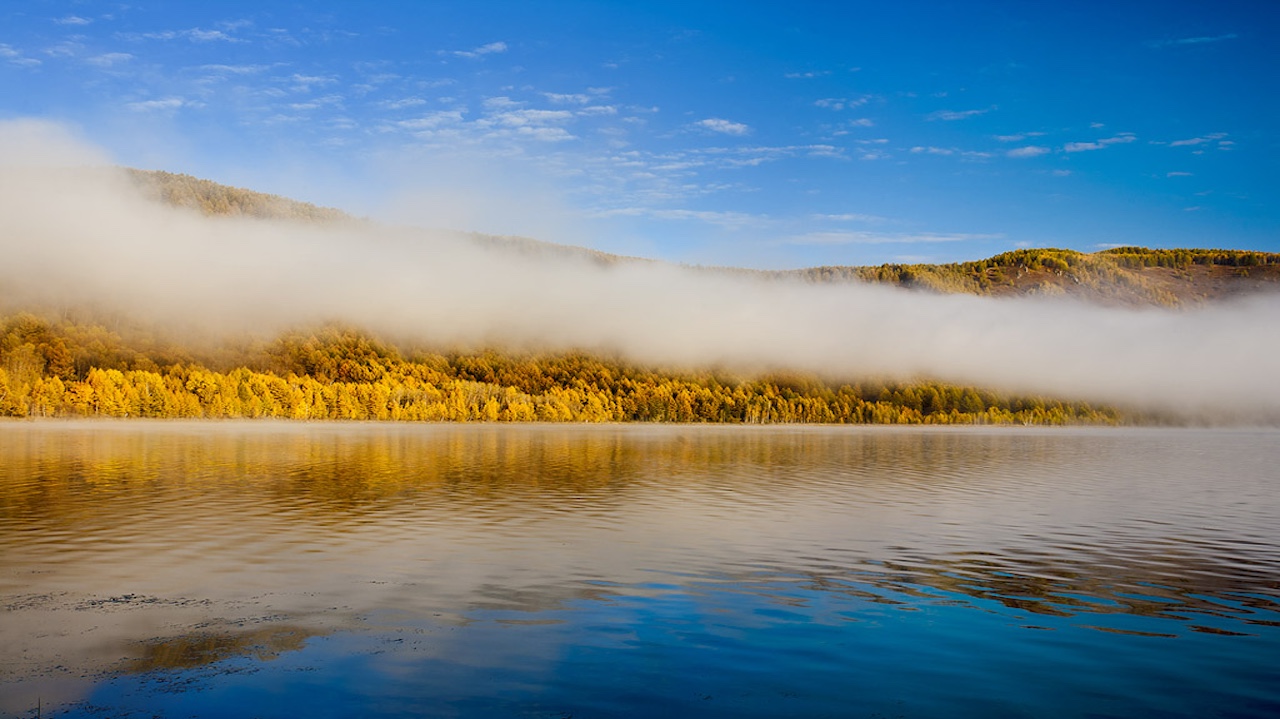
[1,421,1278,718]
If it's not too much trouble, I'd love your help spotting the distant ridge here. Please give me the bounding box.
[127,168,1280,308]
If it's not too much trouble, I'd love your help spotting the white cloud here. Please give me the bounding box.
[1150,34,1238,48]
[815,213,890,224]
[1063,133,1136,152]
[87,52,133,67]
[126,97,195,112]
[785,70,830,79]
[289,74,338,92]
[125,28,241,43]
[592,207,765,229]
[483,96,523,110]
[1052,169,1072,177]
[911,146,992,160]
[1007,146,1050,158]
[814,97,869,111]
[787,231,1002,246]
[482,109,575,127]
[396,110,466,132]
[544,93,591,104]
[475,108,577,142]
[994,132,1044,142]
[1,44,40,66]
[1167,171,1193,177]
[451,41,508,59]
[694,118,751,136]
[1169,132,1228,147]
[43,41,82,58]
[927,107,993,121]
[55,15,92,26]
[289,94,343,111]
[381,97,428,110]
[200,64,268,75]
[188,29,235,42]
[806,145,844,159]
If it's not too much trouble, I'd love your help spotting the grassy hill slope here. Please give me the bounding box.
[126,168,1280,308]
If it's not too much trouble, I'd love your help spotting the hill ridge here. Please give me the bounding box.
[126,168,1280,308]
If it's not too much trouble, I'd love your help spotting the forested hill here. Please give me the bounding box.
[126,169,352,224]
[126,168,1280,308]
[774,247,1280,308]
[0,169,1272,424]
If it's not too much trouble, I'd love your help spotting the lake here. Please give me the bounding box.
[2,421,1278,718]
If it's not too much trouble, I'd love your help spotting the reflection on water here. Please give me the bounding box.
[1,421,1278,717]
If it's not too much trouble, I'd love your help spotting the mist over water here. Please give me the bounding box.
[2,118,1278,422]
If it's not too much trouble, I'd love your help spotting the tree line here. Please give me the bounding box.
[0,314,1125,425]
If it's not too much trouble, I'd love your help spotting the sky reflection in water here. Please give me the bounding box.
[1,422,1277,717]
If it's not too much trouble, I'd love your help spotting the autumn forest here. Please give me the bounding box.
[2,170,1277,425]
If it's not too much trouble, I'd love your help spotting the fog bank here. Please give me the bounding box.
[2,120,1277,422]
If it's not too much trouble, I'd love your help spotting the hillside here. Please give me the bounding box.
[0,169,1273,425]
[778,247,1280,308]
[126,168,1280,308]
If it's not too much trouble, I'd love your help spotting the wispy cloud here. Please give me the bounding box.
[911,146,954,156]
[288,74,338,93]
[1167,132,1229,147]
[451,41,507,59]
[289,94,344,111]
[126,97,198,112]
[1063,132,1136,152]
[544,92,591,105]
[199,63,268,75]
[591,207,766,229]
[1149,33,1238,48]
[814,97,869,111]
[395,110,466,133]
[786,231,1002,246]
[815,213,890,224]
[693,118,751,136]
[927,107,994,121]
[86,52,133,67]
[994,132,1044,142]
[54,15,92,26]
[910,146,992,160]
[785,70,830,79]
[122,28,243,43]
[475,108,577,142]
[0,44,41,67]
[1166,171,1193,177]
[381,97,428,110]
[1007,146,1050,158]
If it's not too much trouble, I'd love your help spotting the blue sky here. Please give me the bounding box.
[2,1,1276,268]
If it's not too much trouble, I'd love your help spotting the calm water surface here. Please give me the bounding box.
[1,421,1277,718]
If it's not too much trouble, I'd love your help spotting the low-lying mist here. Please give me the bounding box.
[2,119,1277,423]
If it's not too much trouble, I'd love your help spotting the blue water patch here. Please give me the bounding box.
[58,573,1280,719]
